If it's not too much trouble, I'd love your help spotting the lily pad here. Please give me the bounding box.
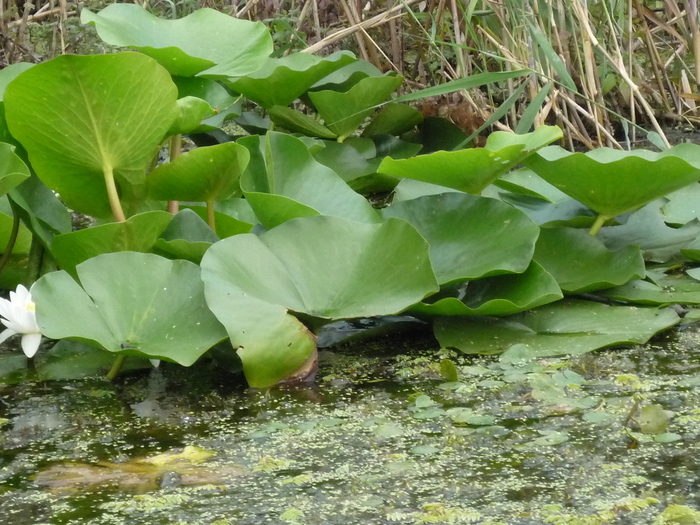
[308,74,404,141]
[526,144,700,218]
[225,51,356,109]
[377,126,563,194]
[33,252,227,365]
[0,143,30,196]
[168,96,216,135]
[200,215,438,387]
[661,183,700,225]
[268,106,336,139]
[599,272,700,305]
[5,52,179,219]
[597,202,700,262]
[381,192,539,284]
[81,4,272,78]
[173,76,241,131]
[9,174,73,248]
[148,142,249,203]
[153,208,220,264]
[533,227,645,293]
[412,261,562,316]
[493,168,569,203]
[239,132,379,229]
[362,103,423,137]
[434,299,679,356]
[51,211,173,277]
[36,340,150,381]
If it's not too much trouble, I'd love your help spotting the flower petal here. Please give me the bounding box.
[20,333,41,358]
[0,327,16,346]
[149,359,161,368]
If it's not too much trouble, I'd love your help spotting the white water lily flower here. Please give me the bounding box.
[0,285,42,358]
[149,359,161,368]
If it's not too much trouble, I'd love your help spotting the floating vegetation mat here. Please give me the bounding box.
[2,330,700,524]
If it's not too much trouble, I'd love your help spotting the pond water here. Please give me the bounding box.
[2,326,700,524]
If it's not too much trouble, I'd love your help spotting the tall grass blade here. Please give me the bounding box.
[526,19,577,92]
[392,70,530,103]
[515,82,552,134]
[455,81,529,149]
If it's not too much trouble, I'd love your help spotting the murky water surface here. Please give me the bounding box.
[2,327,700,524]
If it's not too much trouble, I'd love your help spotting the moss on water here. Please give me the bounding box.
[2,328,700,523]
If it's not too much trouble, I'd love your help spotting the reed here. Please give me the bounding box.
[5,0,700,148]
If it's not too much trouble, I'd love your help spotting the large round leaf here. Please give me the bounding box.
[0,142,29,196]
[377,126,562,194]
[51,211,173,277]
[200,215,439,387]
[435,300,679,357]
[525,144,700,218]
[225,51,357,109]
[381,192,539,284]
[148,142,249,203]
[308,74,404,141]
[412,261,562,316]
[81,4,272,78]
[239,132,379,228]
[5,53,179,219]
[154,209,220,264]
[597,201,700,263]
[533,227,645,293]
[33,252,227,366]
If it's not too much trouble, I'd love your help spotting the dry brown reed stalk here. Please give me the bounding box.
[302,0,421,54]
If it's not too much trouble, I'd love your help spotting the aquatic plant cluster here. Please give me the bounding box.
[2,5,700,388]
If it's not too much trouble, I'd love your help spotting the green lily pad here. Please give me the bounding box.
[308,60,382,92]
[0,197,31,253]
[412,261,562,316]
[312,140,377,183]
[148,142,249,203]
[183,204,254,239]
[81,4,272,78]
[493,168,569,203]
[661,183,700,225]
[10,174,72,247]
[526,144,700,218]
[168,96,216,135]
[381,192,539,284]
[392,179,462,202]
[33,252,227,366]
[533,227,645,293]
[378,126,563,194]
[434,299,679,356]
[225,51,356,109]
[5,52,179,219]
[639,404,669,434]
[173,76,241,132]
[153,208,219,264]
[200,215,438,387]
[361,103,423,137]
[36,340,150,381]
[51,211,173,277]
[597,202,700,263]
[599,271,700,305]
[500,193,597,228]
[0,143,29,196]
[268,106,336,139]
[308,74,404,141]
[239,132,379,229]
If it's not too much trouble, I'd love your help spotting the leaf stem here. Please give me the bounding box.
[588,214,609,236]
[106,354,125,380]
[168,134,182,214]
[0,198,21,276]
[206,198,216,232]
[26,236,44,286]
[103,166,126,222]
